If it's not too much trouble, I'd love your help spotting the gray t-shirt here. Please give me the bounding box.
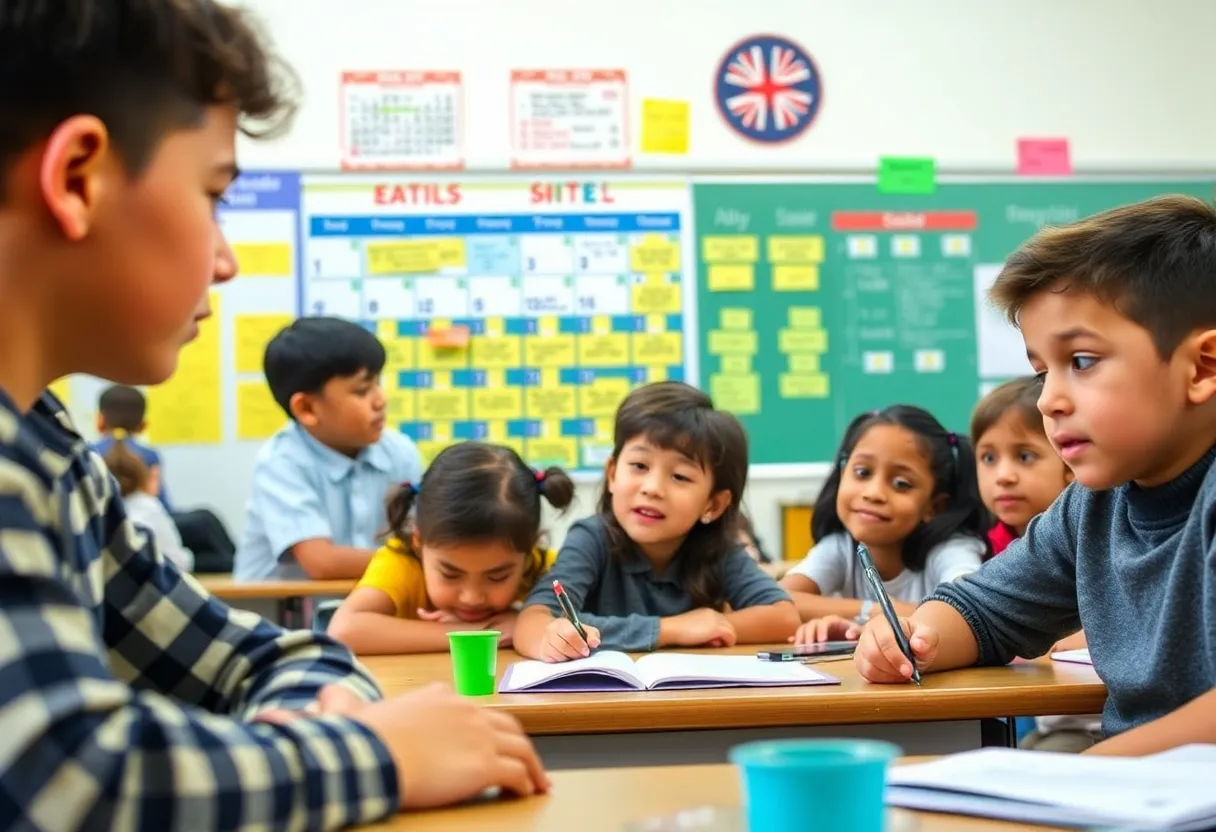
[525,515,792,651]
[787,532,984,604]
[931,444,1216,739]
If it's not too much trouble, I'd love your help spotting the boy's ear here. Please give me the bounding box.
[96,413,106,434]
[700,489,733,524]
[289,392,319,426]
[1185,328,1216,405]
[137,420,148,434]
[39,115,112,242]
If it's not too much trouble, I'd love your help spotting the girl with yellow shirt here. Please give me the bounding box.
[329,441,573,654]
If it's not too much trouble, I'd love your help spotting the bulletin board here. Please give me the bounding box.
[693,175,1216,466]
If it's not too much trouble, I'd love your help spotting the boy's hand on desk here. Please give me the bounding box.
[854,615,938,683]
[660,609,737,648]
[356,682,550,809]
[790,615,858,645]
[539,617,601,662]
[487,610,519,648]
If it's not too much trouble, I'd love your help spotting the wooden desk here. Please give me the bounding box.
[195,574,358,599]
[362,763,1065,831]
[195,574,357,627]
[361,645,1105,769]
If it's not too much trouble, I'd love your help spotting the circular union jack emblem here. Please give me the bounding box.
[714,34,823,144]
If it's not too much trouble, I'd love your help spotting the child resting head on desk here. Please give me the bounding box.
[328,441,574,654]
[854,195,1216,757]
[513,381,800,662]
[780,404,990,645]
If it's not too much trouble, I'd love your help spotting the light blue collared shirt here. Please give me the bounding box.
[234,423,422,581]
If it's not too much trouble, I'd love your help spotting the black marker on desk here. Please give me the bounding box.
[855,542,922,686]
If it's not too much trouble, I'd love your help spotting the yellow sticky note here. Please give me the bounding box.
[526,386,577,420]
[721,355,751,374]
[591,315,613,335]
[645,314,668,333]
[383,337,416,372]
[47,377,72,408]
[707,264,754,292]
[580,378,632,418]
[708,330,758,356]
[644,366,668,383]
[631,280,682,315]
[487,420,508,441]
[417,339,469,371]
[234,313,293,374]
[709,373,760,415]
[773,265,820,292]
[236,382,287,441]
[702,236,759,263]
[385,389,416,423]
[720,308,753,331]
[417,390,469,421]
[779,373,831,399]
[629,235,681,273]
[525,334,576,368]
[232,242,292,277]
[472,387,524,421]
[779,328,829,354]
[484,317,505,337]
[767,235,825,264]
[632,332,683,366]
[537,316,559,337]
[471,334,522,368]
[366,240,433,275]
[640,98,690,155]
[787,353,821,373]
[789,307,822,330]
[433,238,467,268]
[525,438,579,469]
[577,334,630,367]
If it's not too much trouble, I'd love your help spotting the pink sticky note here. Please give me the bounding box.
[1017,138,1072,176]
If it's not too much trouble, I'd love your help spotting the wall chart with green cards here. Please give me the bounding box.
[692,176,1215,467]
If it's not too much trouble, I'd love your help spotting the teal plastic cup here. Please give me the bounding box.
[447,630,500,696]
[729,739,901,832]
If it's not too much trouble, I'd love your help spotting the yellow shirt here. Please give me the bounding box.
[355,537,557,619]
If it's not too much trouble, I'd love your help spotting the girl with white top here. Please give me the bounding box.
[101,429,195,572]
[780,405,990,644]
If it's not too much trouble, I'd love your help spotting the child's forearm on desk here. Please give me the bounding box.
[1086,688,1216,756]
[725,602,800,643]
[328,613,465,655]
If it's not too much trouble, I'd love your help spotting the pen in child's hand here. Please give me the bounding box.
[552,579,589,646]
[855,543,923,686]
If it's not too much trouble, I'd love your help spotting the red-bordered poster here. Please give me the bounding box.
[509,69,630,169]
[339,71,464,171]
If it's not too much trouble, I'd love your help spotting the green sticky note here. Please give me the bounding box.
[878,156,936,194]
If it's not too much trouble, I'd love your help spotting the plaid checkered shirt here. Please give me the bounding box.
[0,390,399,830]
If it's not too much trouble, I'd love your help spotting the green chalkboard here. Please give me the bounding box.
[693,177,1215,466]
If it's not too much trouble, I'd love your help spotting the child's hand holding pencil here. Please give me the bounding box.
[540,580,602,662]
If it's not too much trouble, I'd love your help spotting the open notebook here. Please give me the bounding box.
[498,651,840,693]
[886,745,1216,830]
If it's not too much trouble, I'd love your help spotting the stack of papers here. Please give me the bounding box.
[886,746,1216,830]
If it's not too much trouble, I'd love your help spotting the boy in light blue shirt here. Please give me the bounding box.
[235,316,422,581]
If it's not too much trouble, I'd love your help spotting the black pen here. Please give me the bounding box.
[855,542,922,686]
[552,579,589,646]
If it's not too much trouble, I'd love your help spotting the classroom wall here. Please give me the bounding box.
[59,0,1216,558]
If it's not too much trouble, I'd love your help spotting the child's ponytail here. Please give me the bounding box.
[384,481,421,544]
[537,465,575,512]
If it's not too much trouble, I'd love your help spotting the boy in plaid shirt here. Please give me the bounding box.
[0,2,546,829]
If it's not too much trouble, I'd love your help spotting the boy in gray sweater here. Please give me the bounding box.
[853,194,1216,756]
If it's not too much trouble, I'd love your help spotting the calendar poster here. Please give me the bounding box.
[298,175,694,469]
[340,71,462,170]
[510,70,630,169]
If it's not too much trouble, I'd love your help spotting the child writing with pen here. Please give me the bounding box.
[513,381,800,662]
[328,441,573,654]
[780,405,990,645]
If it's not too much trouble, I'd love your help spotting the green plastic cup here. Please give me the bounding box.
[448,630,501,696]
